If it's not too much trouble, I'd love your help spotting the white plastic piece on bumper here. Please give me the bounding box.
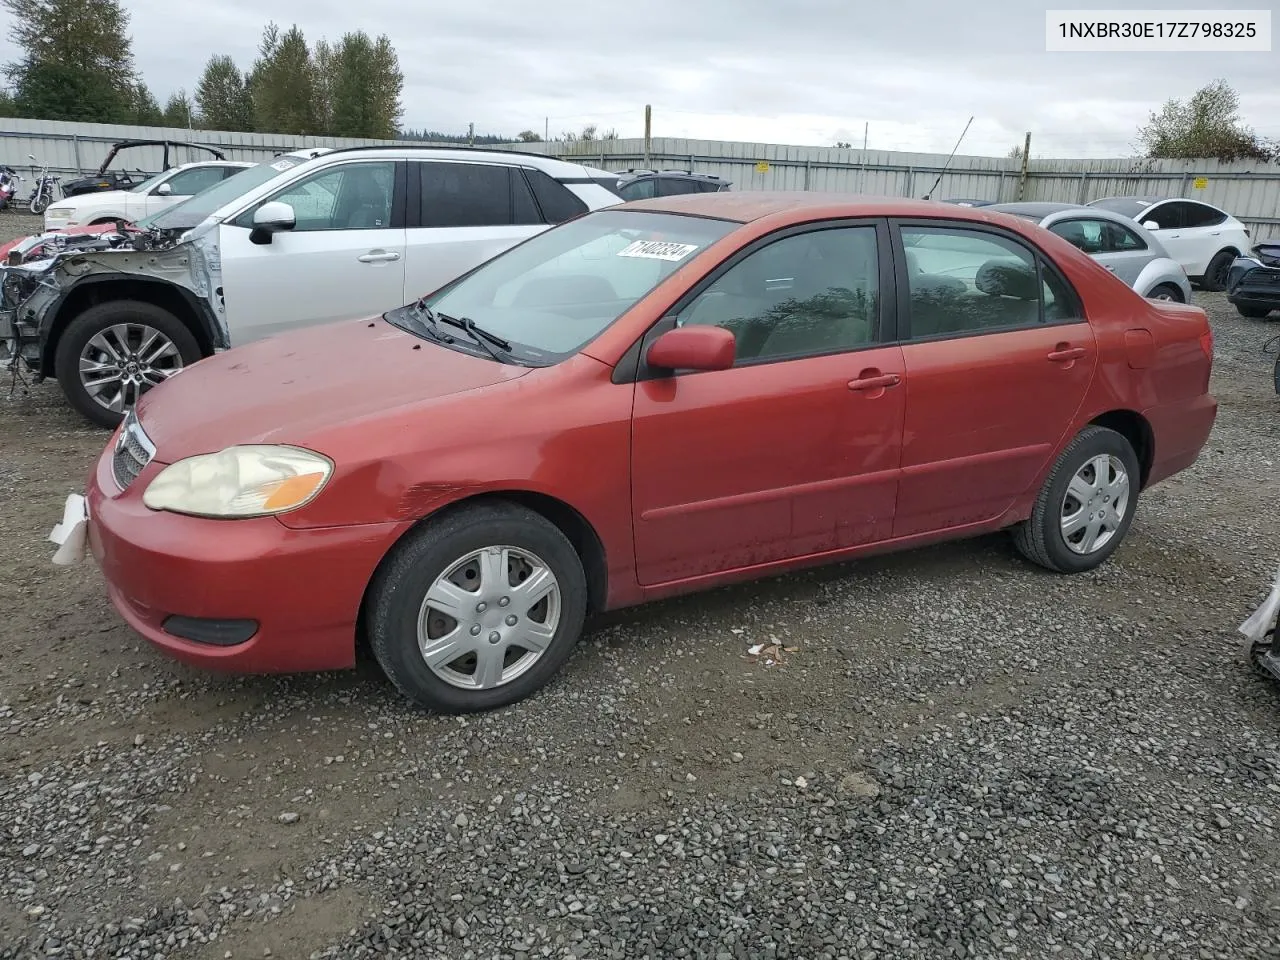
[49,493,89,566]
[1239,563,1280,654]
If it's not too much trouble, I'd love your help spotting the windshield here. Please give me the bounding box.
[400,209,736,362]
[145,155,311,231]
[128,172,167,194]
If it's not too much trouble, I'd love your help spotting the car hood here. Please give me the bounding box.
[0,223,118,260]
[59,188,136,206]
[134,317,533,461]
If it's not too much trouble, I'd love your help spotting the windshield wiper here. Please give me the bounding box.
[435,312,514,362]
[407,298,456,343]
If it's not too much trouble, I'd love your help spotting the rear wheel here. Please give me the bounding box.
[1148,283,1183,302]
[367,501,589,713]
[1237,304,1273,320]
[1200,250,1236,292]
[53,300,203,429]
[1012,425,1141,573]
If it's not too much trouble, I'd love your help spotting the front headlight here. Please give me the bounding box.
[44,206,73,220]
[142,445,334,518]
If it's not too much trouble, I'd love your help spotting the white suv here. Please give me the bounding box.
[1086,195,1252,291]
[41,160,254,231]
[2,147,622,427]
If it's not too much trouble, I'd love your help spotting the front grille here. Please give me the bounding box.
[112,412,155,492]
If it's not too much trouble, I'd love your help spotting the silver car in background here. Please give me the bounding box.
[986,202,1192,302]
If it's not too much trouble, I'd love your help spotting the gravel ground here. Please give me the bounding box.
[4,209,1280,959]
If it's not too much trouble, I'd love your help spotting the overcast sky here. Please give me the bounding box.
[2,0,1276,158]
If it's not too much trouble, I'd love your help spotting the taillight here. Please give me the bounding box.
[1200,326,1214,360]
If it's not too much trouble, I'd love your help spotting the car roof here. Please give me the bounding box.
[316,144,599,178]
[616,191,1048,225]
[172,159,254,169]
[986,201,1081,218]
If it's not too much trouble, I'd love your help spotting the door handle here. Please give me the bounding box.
[1209,231,1221,236]
[1104,265,1115,272]
[1047,345,1086,362]
[358,251,400,263]
[848,372,901,391]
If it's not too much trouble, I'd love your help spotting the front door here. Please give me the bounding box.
[219,159,406,345]
[891,221,1097,538]
[402,160,546,302]
[630,221,906,585]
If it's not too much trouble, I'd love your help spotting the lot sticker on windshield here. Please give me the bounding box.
[270,158,301,171]
[617,240,699,262]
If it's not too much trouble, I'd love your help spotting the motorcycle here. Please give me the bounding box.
[23,154,61,215]
[0,165,18,211]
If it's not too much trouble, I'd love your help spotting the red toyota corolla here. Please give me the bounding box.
[52,193,1217,713]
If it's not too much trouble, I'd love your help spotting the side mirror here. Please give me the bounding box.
[155,182,172,196]
[646,325,735,372]
[249,200,296,245]
[1142,220,1160,231]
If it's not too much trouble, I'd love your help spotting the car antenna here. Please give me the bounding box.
[921,115,974,201]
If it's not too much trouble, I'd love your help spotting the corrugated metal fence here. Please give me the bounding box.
[3,117,1278,240]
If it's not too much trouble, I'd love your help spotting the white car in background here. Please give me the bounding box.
[42,160,254,231]
[1085,195,1252,291]
[5,146,624,427]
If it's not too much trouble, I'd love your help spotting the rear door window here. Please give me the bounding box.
[524,168,588,222]
[419,161,512,227]
[1181,202,1227,228]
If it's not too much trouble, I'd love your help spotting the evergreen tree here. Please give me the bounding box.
[329,31,403,139]
[249,23,317,135]
[3,0,138,122]
[195,54,252,131]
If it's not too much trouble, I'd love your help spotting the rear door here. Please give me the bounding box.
[401,161,549,301]
[891,220,1096,538]
[218,158,407,344]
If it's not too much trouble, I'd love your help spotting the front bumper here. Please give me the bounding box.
[1226,257,1280,309]
[73,442,402,674]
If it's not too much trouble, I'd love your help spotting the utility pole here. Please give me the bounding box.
[643,104,652,169]
[862,122,868,151]
[468,122,475,147]
[544,116,549,142]
[1017,131,1031,200]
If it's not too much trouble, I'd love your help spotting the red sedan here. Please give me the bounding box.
[56,193,1217,713]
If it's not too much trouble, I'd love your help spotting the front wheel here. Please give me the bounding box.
[367,501,589,713]
[1200,250,1236,292]
[29,190,48,215]
[1012,425,1141,573]
[53,300,203,429]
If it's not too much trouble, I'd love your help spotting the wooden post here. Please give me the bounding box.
[1016,131,1031,200]
[643,105,652,169]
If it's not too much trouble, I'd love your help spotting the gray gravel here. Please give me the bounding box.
[3,220,1280,959]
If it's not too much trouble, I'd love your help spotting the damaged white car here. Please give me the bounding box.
[1,146,621,427]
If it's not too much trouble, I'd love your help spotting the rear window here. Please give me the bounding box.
[524,169,588,223]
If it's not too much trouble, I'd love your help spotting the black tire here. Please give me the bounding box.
[367,500,588,713]
[1012,425,1141,574]
[30,193,49,216]
[1148,283,1184,302]
[1237,304,1273,320]
[53,300,203,429]
[1199,250,1236,292]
